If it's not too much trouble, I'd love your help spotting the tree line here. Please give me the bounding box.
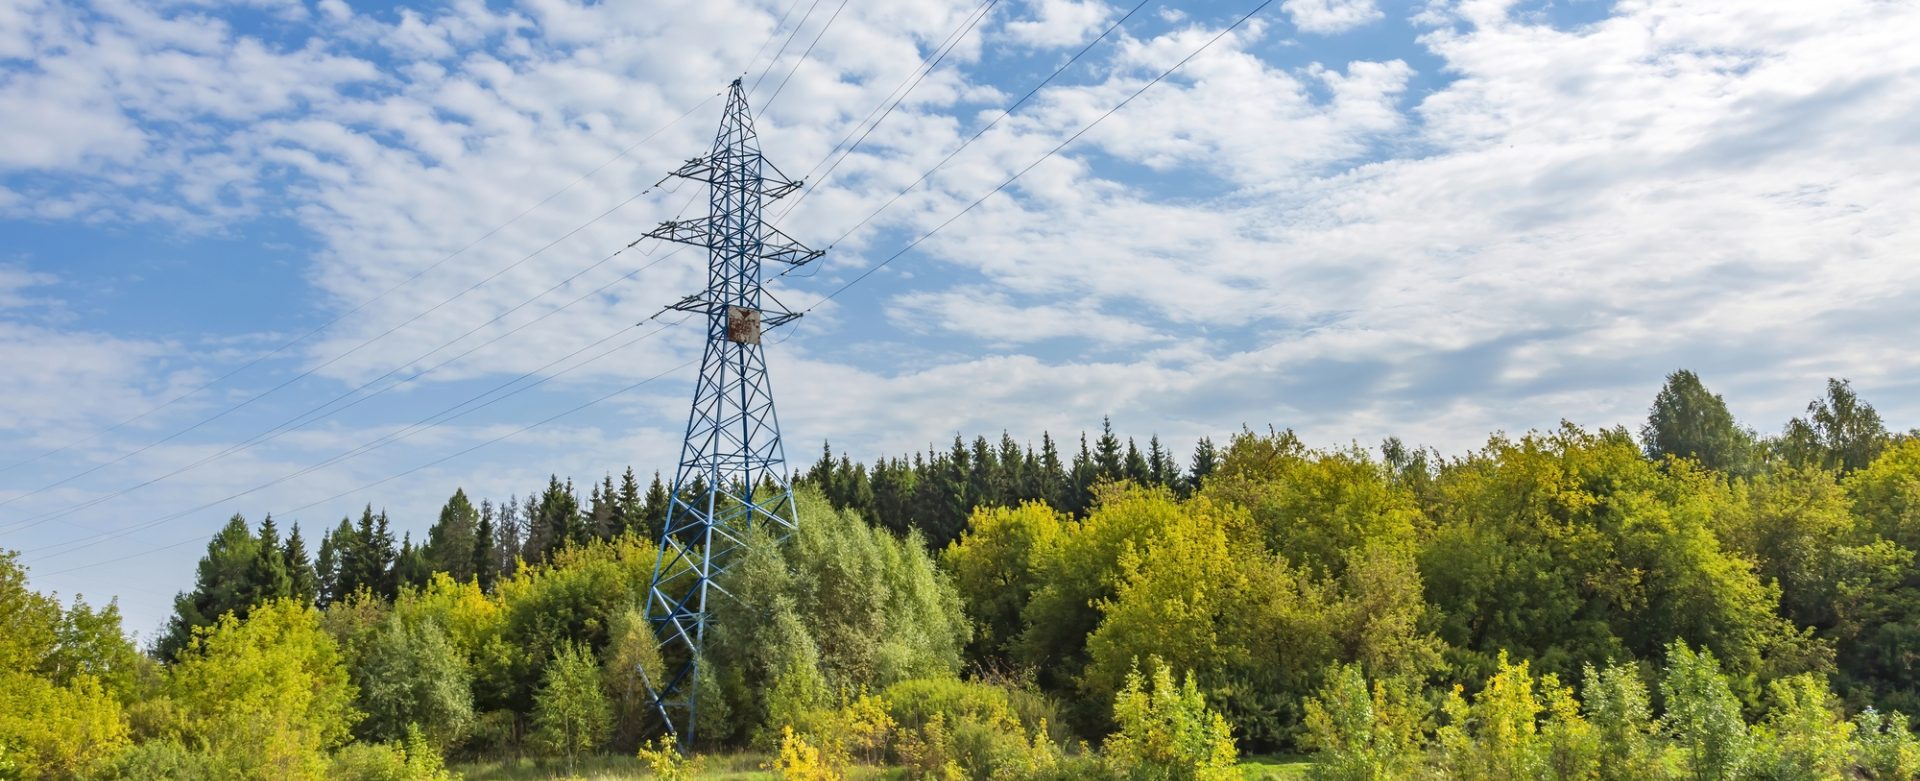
[4,370,1920,780]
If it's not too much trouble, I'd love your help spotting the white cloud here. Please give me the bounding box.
[1282,0,1384,35]
[1004,0,1113,48]
[0,265,54,308]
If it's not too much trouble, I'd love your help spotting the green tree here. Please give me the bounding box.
[1103,659,1238,781]
[1302,664,1426,781]
[1581,661,1663,781]
[168,599,359,780]
[1778,378,1890,473]
[1749,673,1852,781]
[1850,708,1920,781]
[425,488,479,581]
[533,641,611,773]
[1433,653,1551,781]
[0,552,132,780]
[284,523,317,606]
[942,502,1065,665]
[158,514,261,660]
[349,614,474,749]
[1660,641,1750,781]
[1642,370,1757,475]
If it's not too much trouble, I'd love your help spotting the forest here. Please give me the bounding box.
[5,370,1920,780]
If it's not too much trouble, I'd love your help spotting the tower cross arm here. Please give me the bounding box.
[658,154,804,200]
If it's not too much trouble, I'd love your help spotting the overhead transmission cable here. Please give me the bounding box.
[37,341,698,576]
[740,0,809,79]
[771,0,1156,252]
[5,231,693,538]
[33,318,687,564]
[2,185,699,533]
[0,94,718,508]
[749,0,826,96]
[761,0,852,110]
[0,92,717,482]
[772,0,1002,225]
[798,0,1278,306]
[37,0,1278,574]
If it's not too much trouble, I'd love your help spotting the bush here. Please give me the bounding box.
[1850,708,1920,781]
[101,739,217,780]
[1102,660,1237,781]
[327,726,458,781]
[1302,664,1425,781]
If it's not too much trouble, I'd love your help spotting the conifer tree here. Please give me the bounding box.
[158,514,260,660]
[1146,435,1176,489]
[1123,437,1150,484]
[1186,437,1219,495]
[315,516,352,608]
[395,532,431,591]
[617,467,645,538]
[496,495,524,572]
[641,473,670,542]
[473,504,497,592]
[1039,432,1068,510]
[284,522,317,606]
[1095,417,1125,480]
[244,515,293,610]
[425,488,478,581]
[1070,433,1099,514]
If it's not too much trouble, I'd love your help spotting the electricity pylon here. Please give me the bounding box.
[640,79,821,746]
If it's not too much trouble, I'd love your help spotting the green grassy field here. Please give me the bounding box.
[452,753,1313,780]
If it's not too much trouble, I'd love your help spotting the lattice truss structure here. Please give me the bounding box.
[640,79,822,745]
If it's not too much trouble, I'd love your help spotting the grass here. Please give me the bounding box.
[454,753,1314,780]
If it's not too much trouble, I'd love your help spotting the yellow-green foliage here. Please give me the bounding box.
[1103,660,1237,781]
[1750,673,1853,781]
[0,551,133,780]
[942,502,1065,661]
[0,671,130,780]
[768,726,843,781]
[1302,664,1426,781]
[167,598,360,780]
[636,735,702,780]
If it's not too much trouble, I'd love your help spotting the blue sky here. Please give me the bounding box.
[3,0,1917,640]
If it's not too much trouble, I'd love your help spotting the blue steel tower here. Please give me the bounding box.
[640,79,821,745]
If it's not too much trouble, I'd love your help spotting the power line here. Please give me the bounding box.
[0,92,717,480]
[29,314,694,561]
[772,0,1157,258]
[3,234,693,537]
[1,183,688,526]
[740,0,809,79]
[761,0,852,110]
[36,352,699,577]
[805,0,1277,307]
[773,0,1002,223]
[749,0,825,97]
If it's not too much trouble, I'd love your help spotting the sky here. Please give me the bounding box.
[2,0,1917,641]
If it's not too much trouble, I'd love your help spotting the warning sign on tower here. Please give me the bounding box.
[726,306,762,344]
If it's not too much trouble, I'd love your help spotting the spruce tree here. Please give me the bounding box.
[284,522,317,606]
[396,532,431,591]
[1123,437,1150,484]
[474,509,497,593]
[641,473,670,542]
[158,514,259,660]
[1070,433,1098,514]
[1186,437,1219,495]
[1038,432,1068,510]
[1146,435,1176,489]
[1095,417,1124,480]
[315,516,352,607]
[244,515,293,610]
[617,468,645,538]
[426,488,478,581]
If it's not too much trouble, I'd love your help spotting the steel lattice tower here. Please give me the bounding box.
[640,79,821,745]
